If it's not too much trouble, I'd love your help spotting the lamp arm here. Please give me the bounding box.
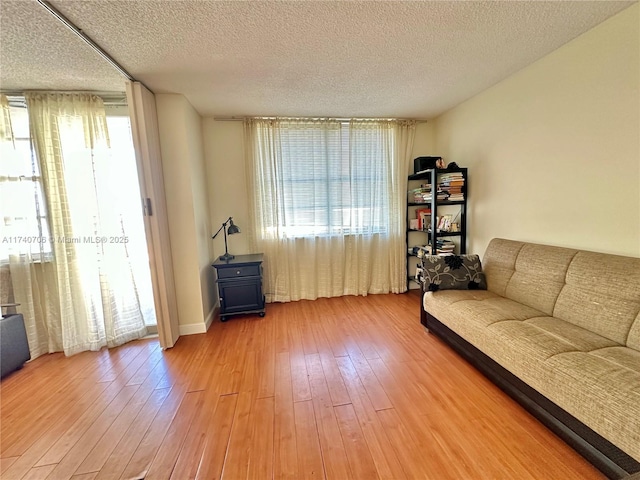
[211,216,233,239]
[223,224,229,256]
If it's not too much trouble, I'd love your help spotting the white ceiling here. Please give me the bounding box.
[1,1,636,118]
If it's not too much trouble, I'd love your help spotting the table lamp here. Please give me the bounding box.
[212,216,240,261]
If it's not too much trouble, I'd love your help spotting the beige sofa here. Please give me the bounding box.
[421,238,640,479]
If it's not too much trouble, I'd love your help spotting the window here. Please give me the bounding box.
[0,104,52,261]
[263,120,390,238]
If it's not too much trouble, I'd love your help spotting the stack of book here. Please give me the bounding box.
[409,184,432,203]
[433,238,455,255]
[438,172,465,201]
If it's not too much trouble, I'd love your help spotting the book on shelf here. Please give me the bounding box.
[415,208,431,230]
[437,215,453,232]
[429,238,456,255]
[438,173,465,201]
[409,185,433,203]
[438,172,464,180]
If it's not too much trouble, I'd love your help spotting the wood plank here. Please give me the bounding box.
[76,358,170,475]
[318,314,348,358]
[22,464,56,480]
[169,388,221,480]
[144,390,204,480]
[305,354,352,480]
[219,391,252,480]
[93,388,171,480]
[41,385,140,480]
[118,383,189,480]
[273,352,298,480]
[293,400,325,480]
[289,351,312,403]
[246,396,275,480]
[310,323,351,406]
[334,403,379,480]
[1,365,110,458]
[0,381,113,480]
[194,393,238,480]
[376,408,433,479]
[0,456,19,475]
[347,351,393,411]
[335,356,407,480]
[70,473,98,480]
[256,349,275,400]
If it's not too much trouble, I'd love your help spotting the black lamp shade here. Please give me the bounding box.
[228,219,240,235]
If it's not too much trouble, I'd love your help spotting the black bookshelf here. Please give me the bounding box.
[406,167,468,287]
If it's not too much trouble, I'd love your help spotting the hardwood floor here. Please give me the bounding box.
[0,292,603,479]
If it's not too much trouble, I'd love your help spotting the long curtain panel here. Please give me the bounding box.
[244,118,415,302]
[4,93,148,358]
[1,94,56,358]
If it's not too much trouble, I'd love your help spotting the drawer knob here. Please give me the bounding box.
[236,270,241,275]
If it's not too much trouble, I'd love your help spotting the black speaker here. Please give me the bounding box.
[414,156,442,174]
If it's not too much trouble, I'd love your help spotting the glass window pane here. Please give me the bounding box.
[9,106,29,138]
[272,121,389,237]
[1,104,51,260]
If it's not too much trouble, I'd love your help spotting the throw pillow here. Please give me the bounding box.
[420,254,487,292]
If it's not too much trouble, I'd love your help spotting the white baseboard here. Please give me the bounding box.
[178,322,206,336]
[178,306,218,336]
[205,306,217,331]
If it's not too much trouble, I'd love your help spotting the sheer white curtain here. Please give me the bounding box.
[244,118,415,302]
[2,93,148,358]
[1,94,55,358]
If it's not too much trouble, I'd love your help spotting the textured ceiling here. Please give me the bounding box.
[0,0,126,93]
[1,1,636,118]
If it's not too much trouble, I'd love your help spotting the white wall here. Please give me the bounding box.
[434,4,639,257]
[156,94,215,333]
[409,122,437,174]
[203,119,252,258]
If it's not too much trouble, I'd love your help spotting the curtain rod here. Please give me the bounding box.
[1,92,128,108]
[35,0,150,92]
[213,116,429,123]
[1,90,125,98]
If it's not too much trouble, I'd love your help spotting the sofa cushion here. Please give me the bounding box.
[504,243,577,316]
[544,349,640,462]
[485,319,615,369]
[482,238,524,297]
[420,254,487,291]
[590,346,640,373]
[553,251,640,347]
[627,312,640,351]
[424,291,547,353]
[523,317,619,352]
[477,320,639,461]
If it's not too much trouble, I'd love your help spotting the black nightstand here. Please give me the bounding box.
[212,254,266,322]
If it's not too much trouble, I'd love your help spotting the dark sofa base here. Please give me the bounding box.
[422,310,640,480]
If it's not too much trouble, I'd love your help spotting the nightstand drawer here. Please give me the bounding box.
[216,264,261,279]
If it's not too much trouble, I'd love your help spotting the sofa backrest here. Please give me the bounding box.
[628,312,640,351]
[553,251,640,347]
[483,238,576,316]
[483,238,640,349]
